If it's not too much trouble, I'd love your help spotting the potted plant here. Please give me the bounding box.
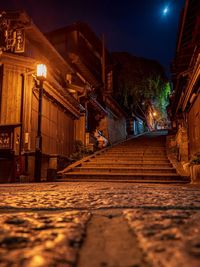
[190,153,200,183]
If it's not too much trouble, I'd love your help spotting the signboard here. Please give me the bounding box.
[14,28,25,53]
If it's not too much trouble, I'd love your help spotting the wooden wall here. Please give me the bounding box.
[0,58,76,158]
[0,63,23,124]
[30,89,75,156]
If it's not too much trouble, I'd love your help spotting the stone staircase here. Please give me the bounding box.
[57,132,190,183]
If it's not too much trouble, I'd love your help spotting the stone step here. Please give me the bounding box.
[96,155,169,160]
[110,148,166,152]
[109,148,166,151]
[58,131,188,183]
[57,178,189,184]
[61,172,189,181]
[99,152,167,156]
[103,150,167,156]
[74,166,177,173]
[89,159,170,164]
[105,154,167,158]
[113,145,166,148]
[83,162,173,167]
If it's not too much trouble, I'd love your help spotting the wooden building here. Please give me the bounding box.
[0,11,85,182]
[170,0,200,162]
[47,22,127,147]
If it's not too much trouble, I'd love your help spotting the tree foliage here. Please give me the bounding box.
[112,52,170,116]
[154,82,171,117]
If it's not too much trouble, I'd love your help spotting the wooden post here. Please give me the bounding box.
[34,80,43,182]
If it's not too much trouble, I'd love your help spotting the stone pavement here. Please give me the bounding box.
[0,182,200,267]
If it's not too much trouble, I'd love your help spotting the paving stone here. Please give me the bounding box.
[0,182,200,266]
[0,211,91,267]
[0,183,200,210]
[124,209,200,267]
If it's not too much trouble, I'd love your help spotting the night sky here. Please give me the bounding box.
[1,0,185,73]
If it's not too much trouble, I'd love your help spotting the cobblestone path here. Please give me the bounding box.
[0,182,200,267]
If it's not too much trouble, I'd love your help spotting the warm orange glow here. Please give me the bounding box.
[36,64,47,79]
[153,112,157,116]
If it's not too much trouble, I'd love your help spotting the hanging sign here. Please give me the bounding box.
[14,28,25,53]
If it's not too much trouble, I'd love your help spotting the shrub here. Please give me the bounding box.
[69,140,93,162]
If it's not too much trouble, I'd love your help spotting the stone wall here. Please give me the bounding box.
[176,126,189,163]
[166,126,189,164]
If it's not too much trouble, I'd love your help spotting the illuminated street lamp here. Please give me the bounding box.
[34,64,47,182]
[153,112,157,117]
[36,64,47,79]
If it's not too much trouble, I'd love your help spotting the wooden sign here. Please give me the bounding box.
[14,28,25,53]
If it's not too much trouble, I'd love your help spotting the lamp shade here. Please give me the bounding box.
[36,64,47,79]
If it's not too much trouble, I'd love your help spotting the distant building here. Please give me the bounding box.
[170,0,200,162]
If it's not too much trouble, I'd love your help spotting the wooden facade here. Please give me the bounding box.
[170,0,200,161]
[0,11,83,182]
